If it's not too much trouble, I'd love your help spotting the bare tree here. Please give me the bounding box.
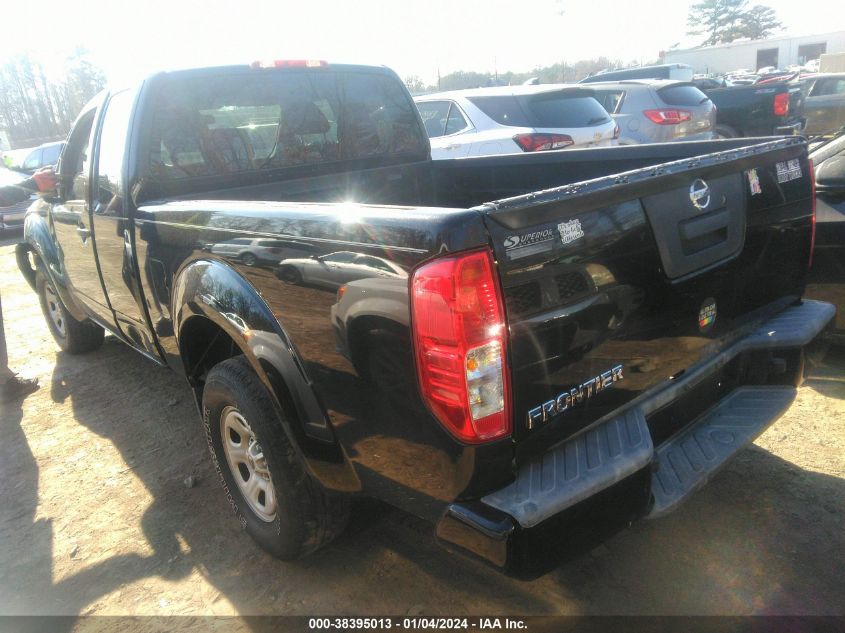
[0,49,106,148]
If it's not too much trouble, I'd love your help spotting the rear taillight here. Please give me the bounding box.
[809,158,816,269]
[410,249,511,443]
[612,123,620,140]
[773,92,789,117]
[513,133,574,152]
[643,109,692,125]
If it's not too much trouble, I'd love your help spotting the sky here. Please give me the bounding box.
[1,0,839,85]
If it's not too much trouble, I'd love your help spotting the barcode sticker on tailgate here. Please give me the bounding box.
[775,159,802,184]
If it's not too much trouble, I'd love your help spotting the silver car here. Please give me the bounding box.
[803,73,845,137]
[276,251,407,288]
[587,80,716,144]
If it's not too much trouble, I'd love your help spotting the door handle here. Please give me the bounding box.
[76,226,91,241]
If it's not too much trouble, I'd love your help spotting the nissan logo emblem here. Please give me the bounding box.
[689,179,711,210]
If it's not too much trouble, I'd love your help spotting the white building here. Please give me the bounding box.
[663,30,845,74]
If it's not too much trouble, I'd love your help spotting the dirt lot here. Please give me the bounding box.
[1,238,844,620]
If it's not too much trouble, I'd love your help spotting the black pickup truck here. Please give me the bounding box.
[702,81,806,138]
[17,61,834,577]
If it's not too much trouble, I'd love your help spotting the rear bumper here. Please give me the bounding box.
[436,300,835,577]
[775,119,805,135]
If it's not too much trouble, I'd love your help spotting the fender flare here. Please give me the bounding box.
[172,258,359,493]
[22,207,89,322]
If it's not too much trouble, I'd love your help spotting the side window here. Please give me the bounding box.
[96,90,135,216]
[41,144,62,166]
[322,251,356,264]
[445,103,469,134]
[811,79,845,97]
[594,90,624,114]
[23,149,42,171]
[60,109,96,201]
[416,101,449,138]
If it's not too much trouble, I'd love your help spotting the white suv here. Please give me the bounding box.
[415,85,617,159]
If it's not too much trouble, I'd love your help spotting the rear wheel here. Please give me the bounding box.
[36,271,104,354]
[202,356,348,559]
[241,252,257,266]
[714,125,738,139]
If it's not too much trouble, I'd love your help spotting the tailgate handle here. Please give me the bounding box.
[679,209,730,241]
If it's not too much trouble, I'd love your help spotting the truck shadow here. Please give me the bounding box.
[3,337,843,622]
[804,346,845,401]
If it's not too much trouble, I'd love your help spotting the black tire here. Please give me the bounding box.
[241,252,257,266]
[202,356,349,559]
[714,124,738,139]
[36,270,104,354]
[276,266,302,284]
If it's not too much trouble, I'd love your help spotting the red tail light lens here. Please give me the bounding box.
[809,158,816,269]
[410,249,511,443]
[513,133,574,152]
[773,92,789,117]
[643,109,692,125]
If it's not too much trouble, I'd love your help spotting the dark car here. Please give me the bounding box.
[805,131,845,340]
[802,73,845,137]
[701,82,805,138]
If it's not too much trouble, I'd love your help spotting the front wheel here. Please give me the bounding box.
[202,356,348,559]
[241,252,257,266]
[276,266,302,284]
[36,271,104,354]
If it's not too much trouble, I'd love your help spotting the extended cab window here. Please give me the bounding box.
[96,90,134,215]
[148,69,426,180]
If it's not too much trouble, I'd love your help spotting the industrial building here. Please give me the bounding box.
[663,30,845,74]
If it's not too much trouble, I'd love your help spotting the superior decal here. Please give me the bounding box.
[503,228,555,259]
[526,365,624,429]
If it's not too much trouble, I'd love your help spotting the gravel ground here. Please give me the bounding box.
[1,238,843,622]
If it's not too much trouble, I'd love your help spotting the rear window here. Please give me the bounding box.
[657,84,710,106]
[148,70,427,180]
[468,92,610,128]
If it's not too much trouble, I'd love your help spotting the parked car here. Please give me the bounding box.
[805,131,845,340]
[801,73,845,137]
[17,141,64,174]
[0,167,34,232]
[414,85,617,159]
[700,81,805,138]
[586,80,715,144]
[209,237,296,266]
[579,63,693,84]
[16,59,832,579]
[276,251,407,287]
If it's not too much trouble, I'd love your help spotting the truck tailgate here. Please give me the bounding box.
[479,137,814,458]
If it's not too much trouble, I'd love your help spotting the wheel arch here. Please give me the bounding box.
[173,258,359,493]
[21,208,88,321]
